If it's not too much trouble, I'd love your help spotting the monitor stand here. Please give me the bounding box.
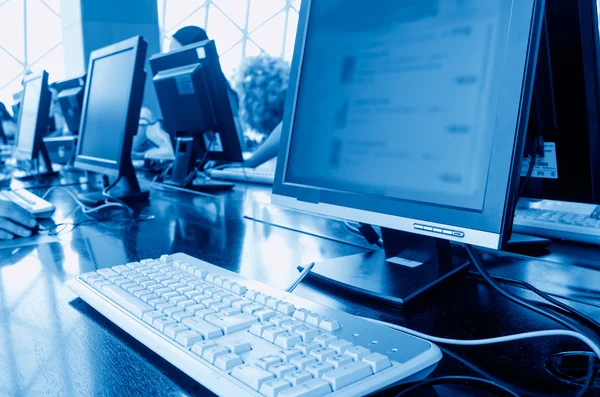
[78,163,149,206]
[160,136,234,193]
[14,142,59,180]
[300,228,469,305]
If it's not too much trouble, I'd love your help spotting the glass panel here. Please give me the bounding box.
[165,0,205,31]
[40,0,60,14]
[244,40,262,58]
[30,43,64,82]
[284,9,299,61]
[0,0,25,62]
[0,49,23,88]
[213,0,249,29]
[219,42,243,79]
[249,10,286,56]
[26,0,61,63]
[166,6,206,36]
[207,5,243,54]
[247,0,285,31]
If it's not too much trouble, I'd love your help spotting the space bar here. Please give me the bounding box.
[100,284,153,318]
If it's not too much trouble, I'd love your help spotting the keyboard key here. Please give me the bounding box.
[175,330,204,347]
[192,294,211,303]
[344,346,370,361]
[140,293,160,303]
[222,295,243,305]
[195,309,216,319]
[142,310,166,325]
[212,277,225,287]
[313,333,337,347]
[100,285,153,318]
[255,355,282,370]
[191,340,217,356]
[212,291,231,301]
[176,286,194,295]
[362,353,392,373]
[275,349,302,362]
[259,379,292,397]
[255,294,269,305]
[148,298,167,308]
[306,362,334,378]
[172,311,193,322]
[184,290,204,300]
[284,370,313,386]
[163,307,183,317]
[322,362,373,391]
[243,304,264,315]
[194,269,207,279]
[232,364,275,391]
[182,316,223,339]
[94,280,112,290]
[254,309,276,322]
[290,355,318,370]
[293,309,310,321]
[232,299,254,310]
[274,333,303,349]
[156,302,175,312]
[210,302,231,312]
[279,379,332,397]
[277,302,296,315]
[147,284,164,293]
[214,353,244,371]
[177,299,196,310]
[325,355,353,369]
[153,317,177,332]
[270,316,293,327]
[162,292,179,301]
[221,279,234,290]
[112,265,129,274]
[170,296,188,306]
[282,320,305,333]
[262,326,287,343]
[295,342,321,355]
[245,290,260,301]
[186,304,206,314]
[205,274,218,284]
[205,313,258,334]
[266,298,282,310]
[269,363,297,378]
[306,314,323,327]
[224,339,252,354]
[202,346,229,364]
[221,308,242,317]
[231,283,247,295]
[328,339,352,354]
[318,317,340,332]
[310,348,336,362]
[154,288,172,296]
[164,323,190,339]
[295,327,319,342]
[97,268,118,278]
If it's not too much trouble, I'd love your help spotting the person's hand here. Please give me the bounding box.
[0,200,37,239]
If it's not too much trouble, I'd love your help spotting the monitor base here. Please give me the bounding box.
[300,228,470,305]
[77,190,150,207]
[161,178,234,193]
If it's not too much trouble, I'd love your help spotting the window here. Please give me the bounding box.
[0,0,64,112]
[158,0,300,79]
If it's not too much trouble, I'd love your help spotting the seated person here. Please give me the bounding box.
[0,201,37,239]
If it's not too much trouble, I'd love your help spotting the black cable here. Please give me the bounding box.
[576,355,595,397]
[466,272,600,335]
[519,152,537,197]
[465,245,597,339]
[394,375,519,397]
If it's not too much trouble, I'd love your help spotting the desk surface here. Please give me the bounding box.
[1,171,599,397]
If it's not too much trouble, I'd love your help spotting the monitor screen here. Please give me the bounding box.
[17,76,42,153]
[285,0,510,212]
[78,48,135,163]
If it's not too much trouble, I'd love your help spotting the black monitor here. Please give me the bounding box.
[520,0,600,204]
[54,75,86,134]
[13,71,58,179]
[149,39,243,192]
[74,36,149,205]
[272,0,543,303]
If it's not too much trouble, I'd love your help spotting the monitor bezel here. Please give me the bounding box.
[74,36,147,176]
[14,71,51,162]
[272,0,545,249]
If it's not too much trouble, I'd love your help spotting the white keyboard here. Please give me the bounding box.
[68,253,441,397]
[0,188,55,218]
[513,198,600,244]
[210,168,275,185]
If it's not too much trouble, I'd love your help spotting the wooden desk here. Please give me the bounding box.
[0,172,598,396]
